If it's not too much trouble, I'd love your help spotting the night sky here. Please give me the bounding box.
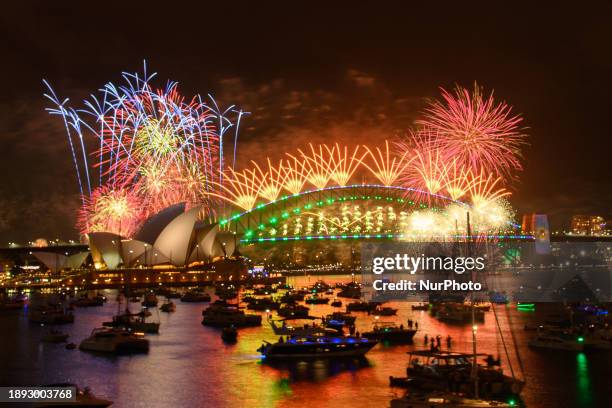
[1,2,610,242]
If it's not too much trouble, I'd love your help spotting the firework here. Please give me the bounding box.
[326,144,366,186]
[417,84,526,177]
[45,63,243,236]
[296,144,335,189]
[468,168,511,208]
[78,185,143,237]
[362,141,413,186]
[252,158,287,202]
[281,155,311,194]
[442,159,475,201]
[214,168,261,211]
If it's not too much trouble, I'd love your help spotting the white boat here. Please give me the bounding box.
[79,328,149,354]
[528,333,584,351]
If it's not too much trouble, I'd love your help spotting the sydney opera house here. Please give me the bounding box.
[31,203,240,272]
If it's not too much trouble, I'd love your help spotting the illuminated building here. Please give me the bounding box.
[570,215,606,235]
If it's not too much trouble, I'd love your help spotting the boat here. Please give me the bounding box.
[337,283,361,299]
[304,295,329,304]
[269,317,339,337]
[362,322,417,343]
[42,329,69,343]
[181,290,211,302]
[390,391,514,407]
[412,303,430,311]
[33,383,113,407]
[371,306,398,316]
[258,334,378,359]
[528,333,584,351]
[330,299,342,307]
[309,280,332,293]
[72,294,105,307]
[165,290,182,299]
[202,305,262,328]
[278,292,305,303]
[393,350,524,399]
[324,312,357,327]
[141,292,158,307]
[79,327,149,354]
[103,311,160,334]
[221,326,238,343]
[277,304,309,318]
[29,305,74,324]
[160,300,176,313]
[246,297,280,311]
[346,301,380,312]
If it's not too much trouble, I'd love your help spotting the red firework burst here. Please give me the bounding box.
[417,84,526,177]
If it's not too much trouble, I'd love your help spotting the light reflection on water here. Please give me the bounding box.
[0,275,609,408]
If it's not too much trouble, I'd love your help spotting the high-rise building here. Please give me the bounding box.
[570,215,606,235]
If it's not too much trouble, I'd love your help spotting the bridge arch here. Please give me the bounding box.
[218,184,467,243]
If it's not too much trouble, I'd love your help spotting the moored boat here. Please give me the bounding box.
[362,322,417,344]
[202,305,262,328]
[181,290,211,303]
[160,300,176,313]
[258,335,378,359]
[79,327,149,354]
[221,326,238,343]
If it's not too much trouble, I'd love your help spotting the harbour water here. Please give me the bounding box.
[0,275,609,408]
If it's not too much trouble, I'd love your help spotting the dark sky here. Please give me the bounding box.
[1,1,610,242]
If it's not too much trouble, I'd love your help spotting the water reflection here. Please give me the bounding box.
[0,279,610,408]
[576,352,592,407]
[263,357,371,382]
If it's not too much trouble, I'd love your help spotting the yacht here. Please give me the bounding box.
[202,305,262,327]
[269,317,339,337]
[304,295,329,304]
[103,311,160,334]
[277,304,309,318]
[79,327,149,354]
[330,299,342,307]
[258,334,378,359]
[393,350,524,399]
[371,306,398,316]
[246,297,280,311]
[181,290,211,302]
[528,333,584,351]
[362,322,417,343]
